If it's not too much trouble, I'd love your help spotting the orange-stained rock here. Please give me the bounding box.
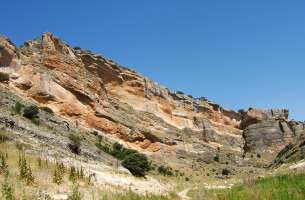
[140,139,151,149]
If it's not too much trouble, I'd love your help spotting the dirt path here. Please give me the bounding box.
[178,188,190,200]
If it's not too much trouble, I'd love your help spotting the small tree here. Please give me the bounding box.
[23,105,39,119]
[122,153,150,177]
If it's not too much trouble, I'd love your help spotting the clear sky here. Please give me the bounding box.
[1,0,304,120]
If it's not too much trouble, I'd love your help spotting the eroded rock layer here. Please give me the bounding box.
[0,33,303,164]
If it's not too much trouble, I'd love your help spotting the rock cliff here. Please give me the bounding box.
[0,33,303,166]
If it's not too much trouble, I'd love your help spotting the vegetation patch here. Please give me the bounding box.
[96,141,150,177]
[68,134,82,155]
[202,173,305,200]
[122,153,150,177]
[221,168,230,176]
[40,106,54,115]
[0,130,10,144]
[13,102,24,114]
[23,105,39,119]
[0,72,9,82]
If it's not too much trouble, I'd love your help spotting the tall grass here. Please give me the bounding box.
[204,173,305,200]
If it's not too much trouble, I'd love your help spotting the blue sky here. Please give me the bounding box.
[1,0,304,120]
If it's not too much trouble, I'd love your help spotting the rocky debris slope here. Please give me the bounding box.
[0,32,303,168]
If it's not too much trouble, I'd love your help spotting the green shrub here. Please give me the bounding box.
[13,102,24,114]
[214,155,220,162]
[122,153,150,177]
[53,162,65,185]
[0,152,8,175]
[0,72,9,82]
[68,134,81,155]
[111,143,137,160]
[96,140,151,177]
[68,185,82,200]
[96,142,137,160]
[158,165,174,176]
[222,168,230,176]
[30,118,40,125]
[95,143,111,154]
[40,107,54,115]
[23,105,39,119]
[69,166,77,183]
[18,153,34,185]
[1,179,14,200]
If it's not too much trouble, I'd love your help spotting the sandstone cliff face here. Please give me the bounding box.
[241,108,304,153]
[0,33,303,163]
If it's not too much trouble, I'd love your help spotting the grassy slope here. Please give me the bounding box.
[0,134,179,200]
[201,173,305,200]
[1,127,305,200]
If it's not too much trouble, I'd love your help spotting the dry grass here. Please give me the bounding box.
[0,141,179,200]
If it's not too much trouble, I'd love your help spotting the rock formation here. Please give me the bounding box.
[241,108,304,154]
[0,33,303,165]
